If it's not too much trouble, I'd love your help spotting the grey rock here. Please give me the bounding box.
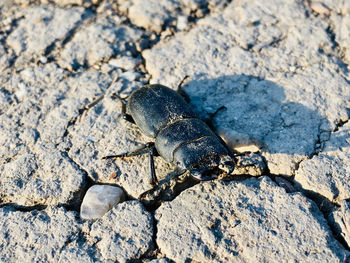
[6,6,85,58]
[155,177,349,262]
[119,71,141,81]
[127,0,182,32]
[310,2,331,15]
[331,14,350,64]
[149,258,172,263]
[329,200,350,247]
[295,121,350,205]
[89,201,154,262]
[0,143,86,206]
[58,240,103,263]
[143,0,350,176]
[58,15,142,70]
[36,69,110,145]
[0,43,14,71]
[0,206,85,262]
[316,0,350,14]
[80,184,125,220]
[231,153,266,177]
[176,15,189,31]
[121,0,231,32]
[109,56,142,70]
[14,0,94,6]
[0,64,117,206]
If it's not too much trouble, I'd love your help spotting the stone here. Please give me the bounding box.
[294,121,350,205]
[155,177,349,262]
[119,71,141,81]
[0,206,90,262]
[316,0,350,15]
[58,15,142,70]
[0,64,117,206]
[330,14,350,64]
[89,201,154,261]
[329,200,350,247]
[0,143,86,206]
[310,2,331,15]
[177,15,189,31]
[80,184,125,220]
[109,56,142,70]
[127,0,182,32]
[6,6,86,58]
[143,0,350,176]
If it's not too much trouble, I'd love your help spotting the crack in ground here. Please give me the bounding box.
[44,8,95,62]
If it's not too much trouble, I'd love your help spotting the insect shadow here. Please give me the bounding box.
[103,74,334,202]
[182,74,332,161]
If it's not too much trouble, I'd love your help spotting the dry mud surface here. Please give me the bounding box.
[0,0,349,262]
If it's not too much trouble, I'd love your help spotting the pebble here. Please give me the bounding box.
[177,15,188,31]
[119,71,140,81]
[80,185,124,220]
[109,56,141,70]
[310,2,331,15]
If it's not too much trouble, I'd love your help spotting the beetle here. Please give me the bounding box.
[103,80,235,185]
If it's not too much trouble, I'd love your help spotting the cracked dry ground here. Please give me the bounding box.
[0,0,349,262]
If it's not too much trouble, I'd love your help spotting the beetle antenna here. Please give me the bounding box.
[177,75,189,90]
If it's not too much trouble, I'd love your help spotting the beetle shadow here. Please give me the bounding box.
[182,74,334,159]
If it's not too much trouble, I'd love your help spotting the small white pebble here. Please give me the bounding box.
[86,137,95,142]
[39,56,47,64]
[289,66,296,72]
[16,83,28,99]
[119,71,140,81]
[177,15,188,31]
[80,185,125,220]
[109,56,141,70]
[310,2,331,15]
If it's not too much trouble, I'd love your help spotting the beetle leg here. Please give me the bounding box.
[111,93,135,124]
[176,75,191,103]
[102,142,155,159]
[103,142,159,186]
[204,106,227,129]
[148,146,159,186]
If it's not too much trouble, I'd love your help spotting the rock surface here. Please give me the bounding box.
[6,6,86,64]
[0,206,91,262]
[80,184,124,220]
[295,121,350,205]
[0,0,349,261]
[143,0,350,176]
[58,14,142,70]
[89,201,154,261]
[329,200,350,248]
[156,177,349,262]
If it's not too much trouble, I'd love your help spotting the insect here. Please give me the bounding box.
[103,79,236,185]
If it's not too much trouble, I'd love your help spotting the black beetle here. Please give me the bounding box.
[103,81,235,185]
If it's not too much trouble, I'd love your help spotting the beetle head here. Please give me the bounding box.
[189,154,235,181]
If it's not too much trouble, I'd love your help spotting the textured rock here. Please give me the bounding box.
[295,121,350,205]
[58,14,142,70]
[0,64,116,206]
[0,143,86,206]
[329,200,350,247]
[89,201,154,261]
[1,0,349,260]
[156,177,349,262]
[331,14,350,64]
[127,0,181,32]
[6,6,86,59]
[317,0,350,15]
[143,0,350,176]
[0,206,88,262]
[80,184,125,220]
[109,56,142,70]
